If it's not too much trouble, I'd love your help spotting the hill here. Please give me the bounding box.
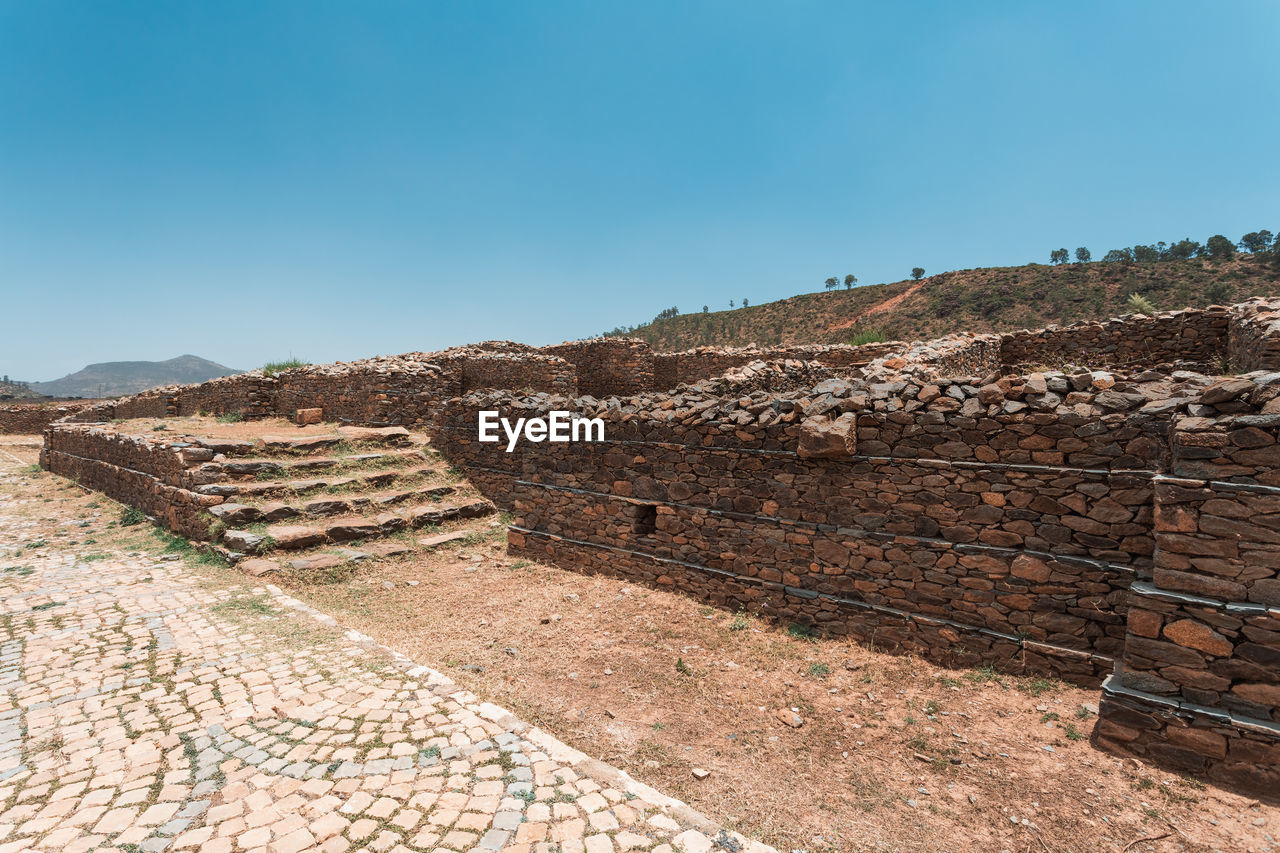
[30,355,242,398]
[621,256,1280,350]
[0,378,45,400]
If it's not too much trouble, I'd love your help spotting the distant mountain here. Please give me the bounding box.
[30,355,242,398]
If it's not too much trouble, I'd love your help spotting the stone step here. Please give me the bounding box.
[198,461,441,499]
[222,500,495,553]
[209,484,457,526]
[237,540,415,576]
[192,449,429,489]
[192,425,414,458]
[235,517,500,577]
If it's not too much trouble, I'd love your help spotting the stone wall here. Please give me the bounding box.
[174,373,278,418]
[41,425,222,539]
[652,342,903,390]
[0,401,97,434]
[1000,307,1230,370]
[1227,299,1280,373]
[1094,374,1280,799]
[544,339,654,397]
[439,365,1197,685]
[449,352,577,397]
[879,334,1003,381]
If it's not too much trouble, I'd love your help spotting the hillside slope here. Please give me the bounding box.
[31,355,242,398]
[0,379,44,400]
[625,256,1280,349]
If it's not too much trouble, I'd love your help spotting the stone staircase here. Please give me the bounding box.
[188,426,497,575]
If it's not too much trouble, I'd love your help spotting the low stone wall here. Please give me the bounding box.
[1000,307,1229,370]
[0,401,97,434]
[652,342,902,390]
[544,339,654,397]
[870,334,1003,381]
[1228,300,1280,373]
[1097,686,1280,795]
[174,373,278,418]
[41,425,222,539]
[450,352,576,396]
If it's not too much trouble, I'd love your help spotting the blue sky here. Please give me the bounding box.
[2,1,1277,380]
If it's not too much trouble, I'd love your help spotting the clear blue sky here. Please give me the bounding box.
[2,1,1277,380]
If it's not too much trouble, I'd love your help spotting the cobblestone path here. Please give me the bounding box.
[0,452,769,853]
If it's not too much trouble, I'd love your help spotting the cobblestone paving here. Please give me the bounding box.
[0,455,771,853]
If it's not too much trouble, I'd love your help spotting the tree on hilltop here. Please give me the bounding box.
[824,277,839,291]
[1206,234,1236,261]
[844,274,857,289]
[1133,244,1161,263]
[1075,247,1091,263]
[742,298,749,307]
[1240,231,1274,254]
[1050,248,1069,265]
[911,267,925,281]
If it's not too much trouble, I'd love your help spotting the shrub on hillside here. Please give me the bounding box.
[1127,293,1157,315]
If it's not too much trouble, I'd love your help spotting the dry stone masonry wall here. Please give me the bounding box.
[0,401,97,434]
[1000,307,1230,371]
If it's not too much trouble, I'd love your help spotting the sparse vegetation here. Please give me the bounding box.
[1127,292,1158,315]
[261,358,309,377]
[786,622,819,642]
[848,329,886,346]
[120,506,147,526]
[610,233,1280,349]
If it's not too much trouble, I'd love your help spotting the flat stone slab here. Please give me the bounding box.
[194,437,255,454]
[337,425,412,445]
[419,531,469,548]
[237,558,279,577]
[260,434,343,451]
[268,524,328,549]
[286,553,347,571]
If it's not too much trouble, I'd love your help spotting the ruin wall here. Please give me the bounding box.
[41,425,222,539]
[999,307,1230,369]
[440,366,1184,685]
[0,401,98,434]
[543,339,654,397]
[651,342,904,390]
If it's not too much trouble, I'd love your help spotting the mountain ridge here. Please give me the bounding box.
[29,355,242,398]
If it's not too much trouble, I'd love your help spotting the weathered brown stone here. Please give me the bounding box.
[796,413,855,459]
[296,407,323,425]
[1009,554,1051,582]
[1162,619,1234,657]
[270,525,328,549]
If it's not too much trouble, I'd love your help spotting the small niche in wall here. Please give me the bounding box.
[632,503,657,535]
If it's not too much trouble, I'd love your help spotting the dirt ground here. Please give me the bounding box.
[4,434,1277,853]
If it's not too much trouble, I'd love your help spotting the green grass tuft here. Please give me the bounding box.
[262,358,309,377]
